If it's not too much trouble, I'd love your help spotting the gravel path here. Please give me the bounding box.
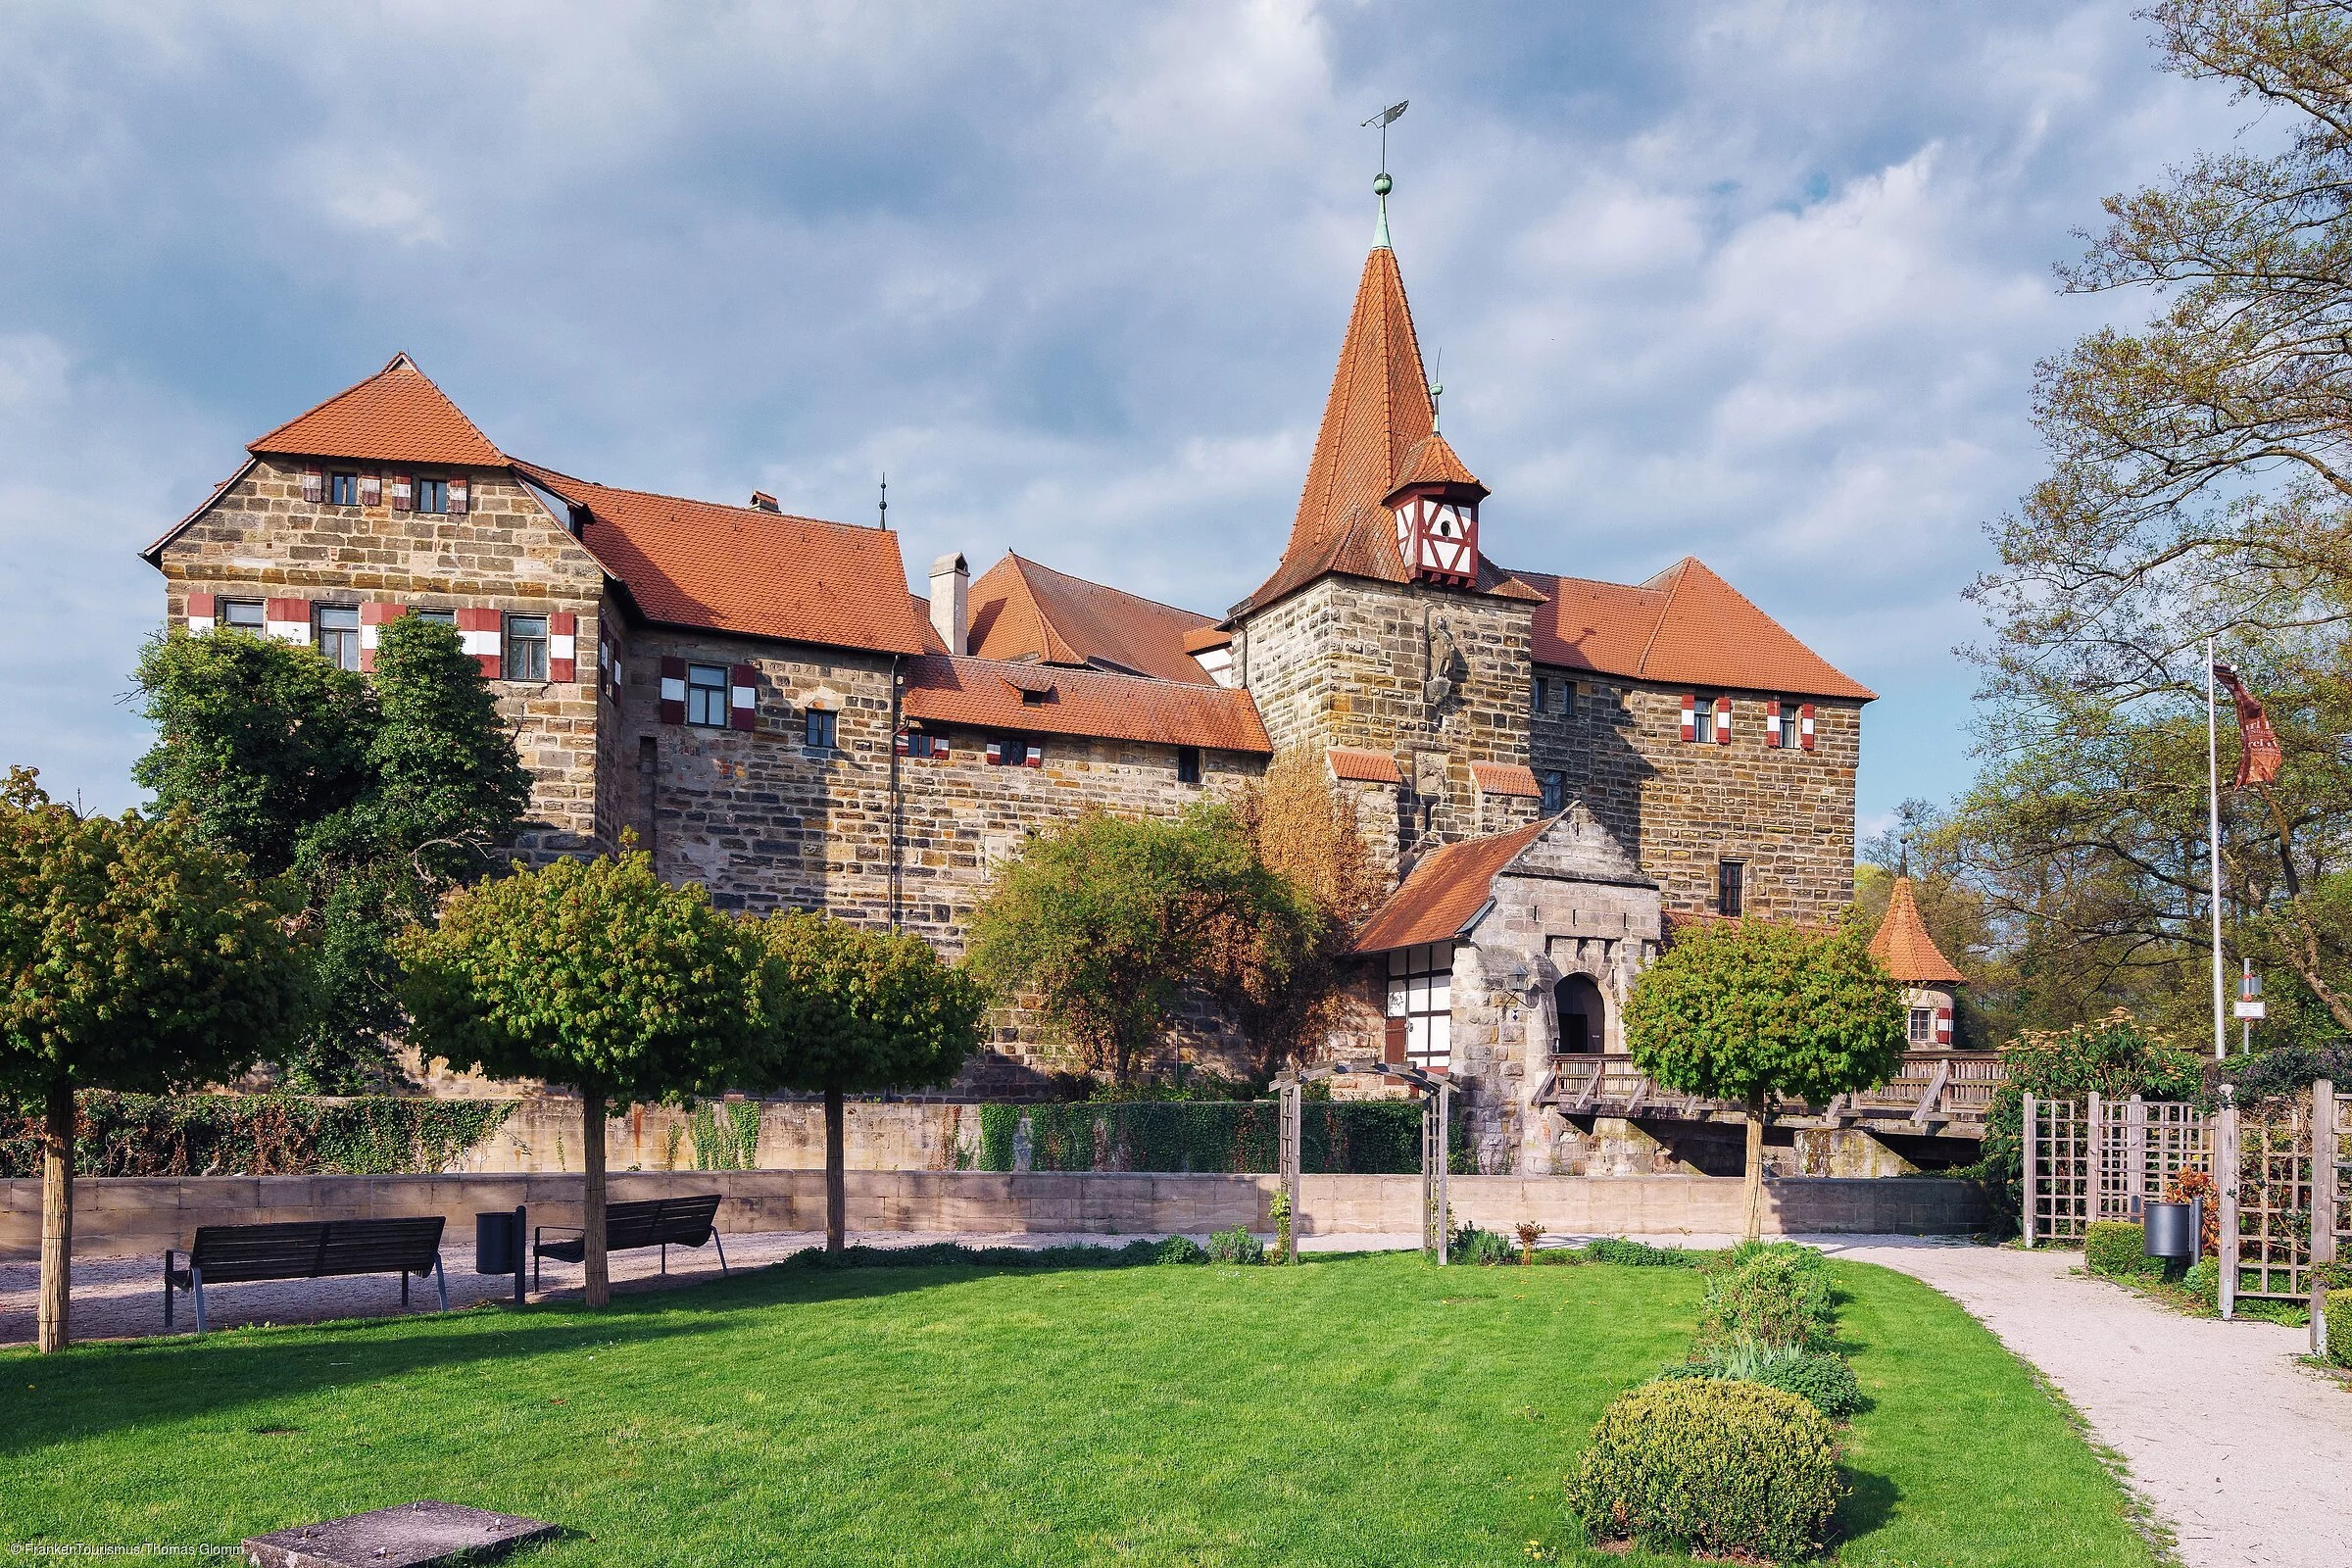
[1823,1239,2351,1568]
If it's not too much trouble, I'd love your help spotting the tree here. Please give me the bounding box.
[1623,918,1906,1241]
[738,912,989,1252]
[1214,751,1382,1080]
[0,768,309,1350]
[136,616,531,1087]
[964,805,1290,1084]
[398,848,755,1305]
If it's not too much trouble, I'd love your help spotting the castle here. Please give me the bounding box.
[142,189,1873,1172]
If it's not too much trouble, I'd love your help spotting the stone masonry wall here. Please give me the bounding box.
[1530,675,1860,924]
[1238,575,1535,867]
[155,460,606,858]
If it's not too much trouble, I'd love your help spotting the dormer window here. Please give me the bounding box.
[328,471,360,507]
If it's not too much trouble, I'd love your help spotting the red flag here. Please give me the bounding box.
[2212,662,2283,788]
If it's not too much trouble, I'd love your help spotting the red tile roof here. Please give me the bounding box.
[965,554,1219,683]
[248,354,507,467]
[1328,747,1403,784]
[1183,623,1233,654]
[902,654,1271,754]
[1236,248,1538,614]
[1351,817,1555,954]
[1869,876,1965,985]
[515,461,933,657]
[1516,558,1876,702]
[1470,761,1542,799]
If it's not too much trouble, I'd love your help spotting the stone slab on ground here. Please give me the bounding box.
[241,1500,557,1568]
[1828,1238,2352,1568]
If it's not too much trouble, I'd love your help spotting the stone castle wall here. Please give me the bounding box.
[154,461,606,858]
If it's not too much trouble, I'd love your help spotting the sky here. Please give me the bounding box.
[0,1,2264,832]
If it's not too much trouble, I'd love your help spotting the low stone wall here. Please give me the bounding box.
[0,1171,1988,1260]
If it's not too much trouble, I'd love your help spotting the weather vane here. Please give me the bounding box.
[1430,346,1444,433]
[1362,100,1408,172]
[1363,100,1407,247]
[878,471,888,531]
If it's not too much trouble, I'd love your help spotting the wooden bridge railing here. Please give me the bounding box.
[1534,1051,2005,1135]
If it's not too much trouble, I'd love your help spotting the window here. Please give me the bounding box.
[1908,1007,1935,1045]
[316,605,360,671]
[1385,942,1455,1070]
[805,709,838,749]
[220,599,265,632]
[1540,769,1565,812]
[986,735,1041,767]
[1717,859,1745,917]
[328,472,360,507]
[1533,676,1549,712]
[412,609,455,625]
[1176,746,1201,784]
[686,662,728,727]
[503,615,549,682]
[414,476,449,514]
[1692,698,1718,744]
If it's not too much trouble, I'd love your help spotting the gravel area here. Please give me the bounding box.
[1824,1238,2352,1568]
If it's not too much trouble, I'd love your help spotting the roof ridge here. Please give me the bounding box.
[247,354,507,465]
[1011,552,1216,622]
[1633,557,1690,678]
[516,460,882,535]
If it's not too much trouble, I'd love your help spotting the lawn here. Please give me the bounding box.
[1,1250,2158,1566]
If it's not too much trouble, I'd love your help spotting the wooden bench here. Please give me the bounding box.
[533,1195,728,1290]
[164,1217,448,1334]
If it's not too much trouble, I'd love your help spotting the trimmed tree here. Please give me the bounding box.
[1623,917,1906,1241]
[135,615,530,1088]
[739,912,989,1252]
[398,848,756,1305]
[0,768,310,1351]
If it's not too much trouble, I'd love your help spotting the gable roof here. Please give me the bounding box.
[1869,875,1965,985]
[515,461,932,657]
[247,354,507,467]
[901,654,1270,754]
[1516,557,1876,702]
[965,553,1219,684]
[1234,247,1537,616]
[1351,817,1555,954]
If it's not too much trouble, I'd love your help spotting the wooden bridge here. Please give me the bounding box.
[1531,1052,2005,1139]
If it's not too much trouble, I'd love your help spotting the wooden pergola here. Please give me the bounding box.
[1270,1060,1454,1265]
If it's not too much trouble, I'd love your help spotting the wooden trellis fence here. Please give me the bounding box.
[2025,1083,2343,1339]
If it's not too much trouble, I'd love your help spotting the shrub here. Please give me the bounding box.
[1567,1379,1841,1561]
[1585,1237,1705,1268]
[2182,1257,2221,1309]
[973,1099,1453,1174]
[780,1238,1204,1271]
[1648,1340,1866,1421]
[1451,1224,1514,1265]
[2085,1220,2166,1280]
[1153,1235,1206,1265]
[2328,1290,2352,1369]
[1692,1250,1836,1354]
[1207,1226,1265,1264]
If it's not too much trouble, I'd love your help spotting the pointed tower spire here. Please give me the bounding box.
[1869,876,1964,985]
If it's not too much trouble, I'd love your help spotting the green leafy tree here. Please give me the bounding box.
[1624,918,1906,1241]
[398,849,756,1306]
[965,805,1292,1084]
[0,768,309,1350]
[738,912,989,1252]
[135,616,530,1087]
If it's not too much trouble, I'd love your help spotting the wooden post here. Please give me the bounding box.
[824,1087,848,1256]
[582,1087,610,1309]
[2217,1101,2240,1321]
[2022,1092,2037,1248]
[1278,1080,1301,1264]
[2086,1091,2104,1223]
[37,1078,73,1354]
[2314,1081,2336,1357]
[2127,1096,2147,1217]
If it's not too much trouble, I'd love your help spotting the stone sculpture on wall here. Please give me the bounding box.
[1424,612,1467,710]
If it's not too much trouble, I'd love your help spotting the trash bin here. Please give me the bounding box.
[475,1205,526,1303]
[2144,1200,2200,1262]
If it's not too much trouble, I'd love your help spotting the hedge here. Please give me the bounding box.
[974,1099,1457,1174]
[1568,1379,1840,1561]
[2328,1290,2352,1369]
[2084,1220,2166,1281]
[0,1092,514,1178]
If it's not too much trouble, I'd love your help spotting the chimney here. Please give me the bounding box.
[749,491,780,514]
[929,553,969,654]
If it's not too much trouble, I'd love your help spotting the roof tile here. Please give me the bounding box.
[1469,761,1542,799]
[967,554,1219,683]
[1351,817,1553,954]
[248,354,507,467]
[1869,876,1965,984]
[1327,747,1403,784]
[903,654,1270,754]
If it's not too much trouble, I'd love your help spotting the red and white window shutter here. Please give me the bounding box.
[1764,700,1783,748]
[185,592,218,634]
[984,739,1004,764]
[1024,743,1043,768]
[1680,695,1697,742]
[360,473,382,507]
[1798,703,1817,751]
[265,598,312,645]
[549,612,577,682]
[390,475,414,513]
[359,602,406,672]
[1713,695,1733,744]
[1934,1007,1953,1045]
[455,608,501,678]
[659,656,687,724]
[300,467,323,504]
[728,663,758,731]
[448,475,469,514]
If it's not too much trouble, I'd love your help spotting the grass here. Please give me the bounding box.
[2,1251,2160,1566]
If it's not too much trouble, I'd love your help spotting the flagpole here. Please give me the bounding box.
[2208,635,2227,1061]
